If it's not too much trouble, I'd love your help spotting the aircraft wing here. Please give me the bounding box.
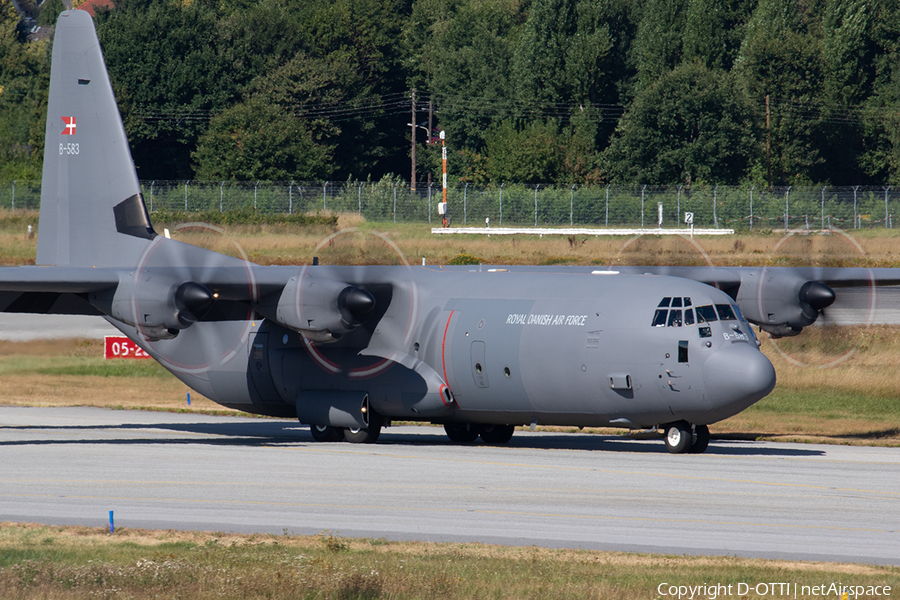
[0,266,120,315]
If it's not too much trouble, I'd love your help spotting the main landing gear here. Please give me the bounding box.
[662,421,709,454]
[444,423,515,445]
[309,412,383,444]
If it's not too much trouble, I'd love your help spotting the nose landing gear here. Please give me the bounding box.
[663,421,710,454]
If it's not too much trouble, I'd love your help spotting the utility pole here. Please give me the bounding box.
[410,89,416,192]
[765,94,771,189]
[427,100,433,187]
[441,130,448,228]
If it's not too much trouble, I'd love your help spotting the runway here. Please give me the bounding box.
[1,406,898,565]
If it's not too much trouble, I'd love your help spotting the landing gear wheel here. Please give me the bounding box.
[664,421,693,454]
[344,411,383,444]
[310,424,343,442]
[479,424,515,445]
[444,424,478,443]
[689,424,710,454]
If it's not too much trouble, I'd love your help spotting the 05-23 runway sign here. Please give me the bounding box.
[104,336,151,360]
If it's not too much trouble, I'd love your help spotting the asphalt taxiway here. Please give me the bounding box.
[1,406,898,565]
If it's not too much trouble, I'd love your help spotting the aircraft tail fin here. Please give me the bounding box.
[37,10,156,268]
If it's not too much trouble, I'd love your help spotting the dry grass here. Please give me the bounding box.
[4,211,900,267]
[0,522,896,600]
[0,339,239,414]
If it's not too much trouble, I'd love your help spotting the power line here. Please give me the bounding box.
[129,90,899,129]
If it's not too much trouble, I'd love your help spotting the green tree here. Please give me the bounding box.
[484,120,563,184]
[0,2,48,180]
[37,0,65,26]
[405,0,527,150]
[95,0,238,179]
[682,0,753,71]
[820,0,900,184]
[734,0,827,185]
[510,0,633,154]
[632,0,687,91]
[604,61,756,184]
[192,99,332,181]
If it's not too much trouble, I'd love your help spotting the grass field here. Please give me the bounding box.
[4,208,900,268]
[0,523,897,600]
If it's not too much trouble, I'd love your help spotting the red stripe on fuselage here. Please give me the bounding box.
[441,310,456,405]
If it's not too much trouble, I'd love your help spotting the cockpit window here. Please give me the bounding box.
[716,304,737,321]
[651,297,693,327]
[667,310,682,327]
[652,309,667,326]
[696,305,717,323]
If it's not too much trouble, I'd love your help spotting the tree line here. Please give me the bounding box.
[2,0,900,188]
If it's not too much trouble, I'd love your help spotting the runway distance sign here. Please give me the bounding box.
[104,336,151,359]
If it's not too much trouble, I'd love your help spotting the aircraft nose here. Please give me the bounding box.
[701,343,776,422]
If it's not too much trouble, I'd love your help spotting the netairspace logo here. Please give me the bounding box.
[656,582,892,599]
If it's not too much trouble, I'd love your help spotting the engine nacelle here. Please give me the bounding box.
[275,274,375,342]
[735,270,835,337]
[93,273,213,341]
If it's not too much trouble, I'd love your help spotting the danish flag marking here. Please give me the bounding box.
[61,116,76,135]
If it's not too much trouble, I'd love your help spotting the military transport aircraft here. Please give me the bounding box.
[0,11,894,453]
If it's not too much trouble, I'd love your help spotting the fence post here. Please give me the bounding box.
[570,185,575,227]
[150,181,154,212]
[428,182,433,224]
[289,180,293,214]
[534,184,539,227]
[254,181,259,211]
[749,185,754,230]
[358,181,363,216]
[464,182,469,225]
[393,182,398,223]
[885,186,891,228]
[784,186,791,232]
[184,180,188,211]
[821,186,826,230]
[641,184,646,228]
[499,183,504,226]
[323,182,327,211]
[11,180,15,210]
[853,185,859,229]
[220,181,224,213]
[605,184,610,227]
[714,185,718,228]
[677,185,682,225]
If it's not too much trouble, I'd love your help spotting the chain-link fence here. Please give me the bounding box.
[3,179,899,230]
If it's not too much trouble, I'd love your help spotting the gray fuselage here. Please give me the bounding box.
[127,266,776,431]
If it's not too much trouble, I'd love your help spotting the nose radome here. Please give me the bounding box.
[700,344,776,423]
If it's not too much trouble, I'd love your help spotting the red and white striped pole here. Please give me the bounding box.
[441,130,448,227]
